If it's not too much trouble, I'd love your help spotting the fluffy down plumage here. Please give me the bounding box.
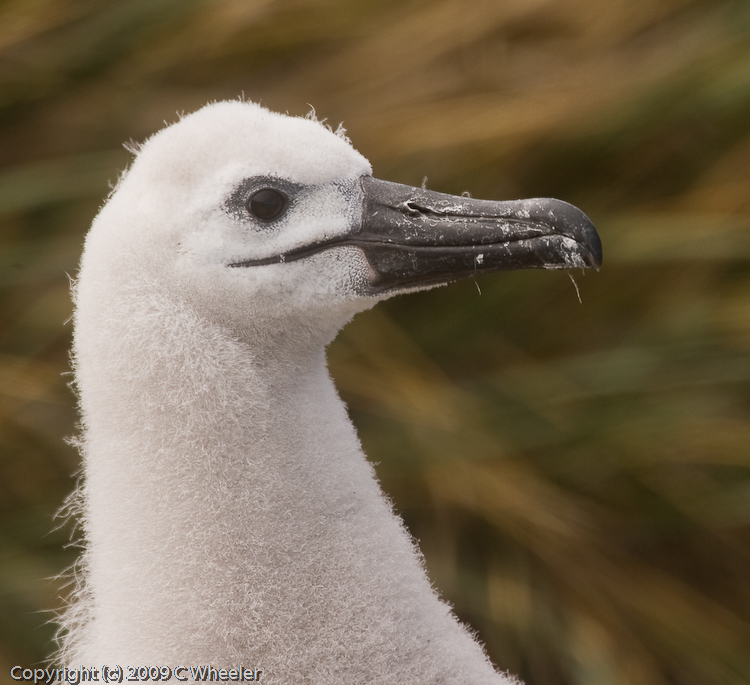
[60,101,519,684]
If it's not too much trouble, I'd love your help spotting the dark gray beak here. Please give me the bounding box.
[355,176,602,294]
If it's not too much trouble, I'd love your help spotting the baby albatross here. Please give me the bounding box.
[62,101,601,684]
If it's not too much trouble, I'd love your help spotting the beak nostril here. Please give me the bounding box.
[403,200,430,216]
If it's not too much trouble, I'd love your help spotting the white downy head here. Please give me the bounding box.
[80,101,377,349]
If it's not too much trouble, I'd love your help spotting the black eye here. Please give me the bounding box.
[247,188,288,222]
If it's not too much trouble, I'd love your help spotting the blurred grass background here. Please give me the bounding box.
[2,0,750,683]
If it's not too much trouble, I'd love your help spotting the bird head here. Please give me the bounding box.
[81,100,601,345]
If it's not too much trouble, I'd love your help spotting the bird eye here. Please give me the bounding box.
[247,188,288,222]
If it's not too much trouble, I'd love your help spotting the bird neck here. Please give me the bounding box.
[74,296,364,661]
[69,288,505,683]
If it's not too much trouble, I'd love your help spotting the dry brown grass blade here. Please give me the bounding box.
[428,460,750,683]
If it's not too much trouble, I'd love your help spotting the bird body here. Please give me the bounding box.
[62,101,600,683]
